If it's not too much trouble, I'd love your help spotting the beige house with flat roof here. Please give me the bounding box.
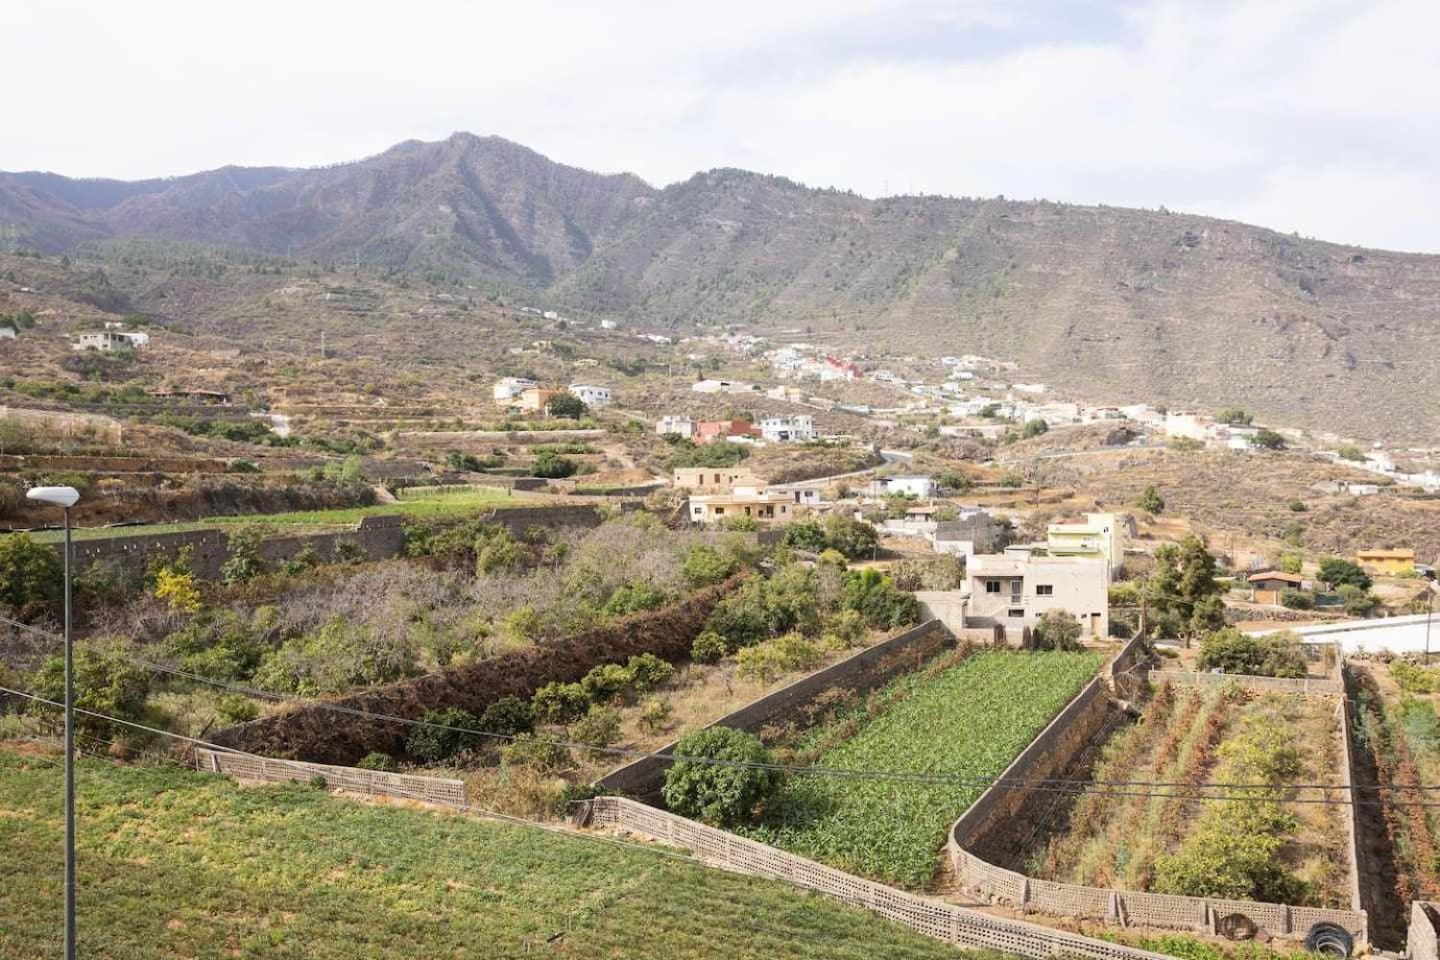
[965,554,1109,642]
[672,467,756,491]
[686,477,797,525]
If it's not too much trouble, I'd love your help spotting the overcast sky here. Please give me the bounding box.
[3,0,1437,252]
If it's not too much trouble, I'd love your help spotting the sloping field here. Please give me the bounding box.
[0,749,998,960]
[747,649,1101,888]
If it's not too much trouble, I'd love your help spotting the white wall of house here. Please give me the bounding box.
[966,555,1109,639]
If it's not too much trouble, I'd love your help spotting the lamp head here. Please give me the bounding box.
[26,486,81,508]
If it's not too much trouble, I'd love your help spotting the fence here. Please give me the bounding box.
[193,748,466,807]
[597,620,952,798]
[581,796,1171,960]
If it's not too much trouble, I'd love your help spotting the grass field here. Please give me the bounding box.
[16,486,526,542]
[747,649,1101,889]
[0,748,997,960]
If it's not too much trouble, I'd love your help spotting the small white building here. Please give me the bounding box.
[568,384,613,409]
[866,475,936,499]
[599,319,617,330]
[493,377,537,405]
[1348,483,1380,496]
[656,415,695,439]
[73,331,148,352]
[0,326,15,340]
[759,415,816,443]
[1164,411,1211,441]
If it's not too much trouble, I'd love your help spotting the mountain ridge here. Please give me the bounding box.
[2,133,1437,438]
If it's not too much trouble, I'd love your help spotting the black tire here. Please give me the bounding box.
[1304,922,1353,958]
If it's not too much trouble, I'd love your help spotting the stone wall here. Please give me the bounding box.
[597,620,953,799]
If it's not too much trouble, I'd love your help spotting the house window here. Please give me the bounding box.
[985,580,1001,594]
[1036,584,1054,596]
[714,507,724,515]
[1008,609,1025,618]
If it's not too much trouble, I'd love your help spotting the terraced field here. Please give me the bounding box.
[747,649,1102,888]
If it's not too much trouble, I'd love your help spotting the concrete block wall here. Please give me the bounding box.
[597,620,953,799]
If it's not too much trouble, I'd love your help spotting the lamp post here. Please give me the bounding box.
[26,485,80,960]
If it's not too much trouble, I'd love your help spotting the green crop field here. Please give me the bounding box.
[14,486,527,542]
[748,649,1102,889]
[0,749,995,960]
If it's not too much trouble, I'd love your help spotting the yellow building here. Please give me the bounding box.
[1356,548,1416,577]
[686,477,796,524]
[1046,512,1126,572]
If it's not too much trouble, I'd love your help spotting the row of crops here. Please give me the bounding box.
[744,649,1102,888]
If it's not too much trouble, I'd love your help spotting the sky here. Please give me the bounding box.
[2,0,1438,252]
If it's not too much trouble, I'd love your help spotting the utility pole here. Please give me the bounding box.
[320,331,326,360]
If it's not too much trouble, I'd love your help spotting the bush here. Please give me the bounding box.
[570,705,622,752]
[580,663,635,703]
[735,633,822,683]
[1337,583,1379,617]
[1032,609,1084,650]
[603,580,669,617]
[1279,589,1314,610]
[153,566,202,614]
[501,733,571,771]
[681,544,740,587]
[220,528,265,584]
[1022,418,1049,438]
[479,695,535,737]
[823,609,867,648]
[545,393,588,420]
[531,681,590,723]
[625,653,674,692]
[532,451,577,479]
[638,697,673,734]
[405,706,485,762]
[29,646,151,740]
[357,751,398,772]
[662,727,782,828]
[841,569,919,629]
[215,693,261,726]
[821,514,877,560]
[1196,628,1306,678]
[0,533,62,619]
[665,440,749,470]
[1249,428,1286,450]
[1136,485,1164,515]
[1286,499,1307,512]
[691,630,729,663]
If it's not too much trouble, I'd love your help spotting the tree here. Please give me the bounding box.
[1197,628,1306,677]
[1022,418,1049,439]
[30,646,151,739]
[1032,610,1084,650]
[1249,428,1286,450]
[821,514,878,560]
[1318,558,1372,591]
[662,726,782,827]
[545,393,588,420]
[405,706,484,761]
[532,451,577,479]
[1136,485,1165,515]
[1337,445,1365,462]
[0,533,62,619]
[220,528,265,584]
[1144,535,1225,642]
[1217,408,1253,426]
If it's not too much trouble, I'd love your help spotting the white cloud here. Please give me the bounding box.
[0,0,1436,251]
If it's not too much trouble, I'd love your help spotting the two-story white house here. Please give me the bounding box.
[759,415,816,443]
[656,415,696,439]
[866,475,936,499]
[568,384,613,408]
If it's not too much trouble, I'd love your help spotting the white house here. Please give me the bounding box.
[568,384,613,408]
[73,331,148,352]
[1348,483,1380,496]
[866,475,936,499]
[599,319,617,330]
[759,415,816,443]
[493,377,537,405]
[1164,411,1211,441]
[0,327,15,341]
[656,415,695,439]
[966,554,1110,640]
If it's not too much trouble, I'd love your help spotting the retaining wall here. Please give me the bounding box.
[597,620,953,799]
[208,578,741,763]
[193,748,466,807]
[1145,668,1342,696]
[582,796,1171,960]
[1411,903,1440,960]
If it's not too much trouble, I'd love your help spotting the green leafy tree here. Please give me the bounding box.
[30,646,151,739]
[1021,418,1049,439]
[1249,428,1286,450]
[1136,485,1165,515]
[1337,445,1365,462]
[1032,610,1084,651]
[1318,558,1372,591]
[1144,535,1225,642]
[1217,408,1253,426]
[532,451,577,479]
[1196,628,1306,677]
[680,544,740,587]
[821,514,878,560]
[0,533,62,619]
[545,393,588,420]
[405,706,484,762]
[662,726,782,827]
[220,528,265,584]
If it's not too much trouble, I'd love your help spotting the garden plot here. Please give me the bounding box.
[744,648,1102,889]
[1022,682,1352,909]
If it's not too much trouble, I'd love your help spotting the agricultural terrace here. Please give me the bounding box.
[0,749,988,960]
[16,484,525,541]
[1026,682,1352,908]
[1350,658,1440,943]
[746,649,1102,888]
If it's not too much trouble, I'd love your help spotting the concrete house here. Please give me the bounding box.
[568,384,613,408]
[513,387,562,414]
[672,467,755,491]
[1247,571,1306,605]
[695,420,762,445]
[1357,548,1417,577]
[493,377,537,405]
[687,477,797,525]
[865,475,936,499]
[933,511,1004,558]
[759,415,815,443]
[74,330,148,352]
[1046,513,1126,572]
[965,554,1109,641]
[656,415,695,439]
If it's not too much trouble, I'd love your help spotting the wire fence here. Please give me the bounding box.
[193,748,467,807]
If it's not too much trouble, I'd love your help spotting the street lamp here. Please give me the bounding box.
[26,485,80,960]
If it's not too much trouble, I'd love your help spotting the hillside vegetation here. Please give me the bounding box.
[3,133,1439,438]
[0,749,989,960]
